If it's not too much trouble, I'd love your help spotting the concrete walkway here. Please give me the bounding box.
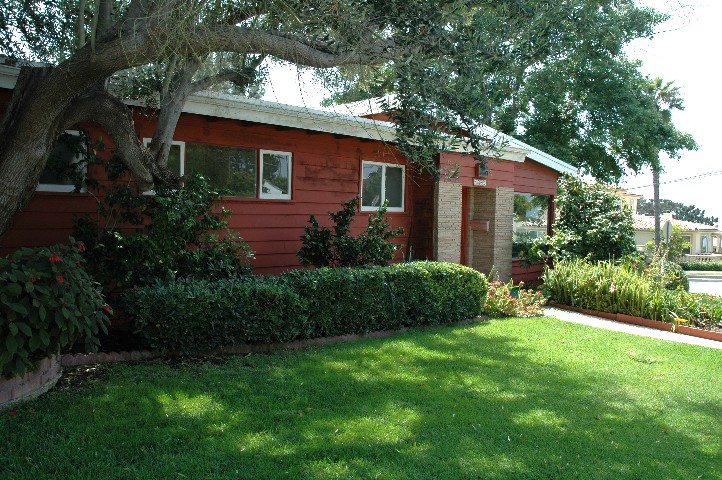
[544,307,722,350]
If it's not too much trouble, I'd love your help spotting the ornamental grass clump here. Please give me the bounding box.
[0,241,110,378]
[482,279,547,318]
[541,258,701,323]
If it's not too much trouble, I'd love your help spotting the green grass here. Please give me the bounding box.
[2,317,722,479]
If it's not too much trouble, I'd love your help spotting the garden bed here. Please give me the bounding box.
[548,302,722,343]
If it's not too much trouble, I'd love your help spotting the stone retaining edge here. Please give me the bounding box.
[60,316,488,368]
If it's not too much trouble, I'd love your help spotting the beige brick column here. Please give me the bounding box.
[433,181,463,263]
[470,187,514,281]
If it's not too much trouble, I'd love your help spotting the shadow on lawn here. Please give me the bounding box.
[3,319,721,479]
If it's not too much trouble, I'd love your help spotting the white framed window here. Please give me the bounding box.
[259,150,292,200]
[142,138,186,176]
[37,130,86,192]
[361,161,405,212]
[145,139,292,200]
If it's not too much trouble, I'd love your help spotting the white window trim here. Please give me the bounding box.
[142,138,186,176]
[142,138,185,195]
[37,130,85,193]
[360,160,405,213]
[259,149,292,200]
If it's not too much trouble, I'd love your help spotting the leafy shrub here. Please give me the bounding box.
[297,196,404,268]
[549,175,636,261]
[1,242,110,378]
[281,267,391,336]
[542,258,687,322]
[127,262,487,354]
[483,279,547,317]
[125,277,308,354]
[643,225,690,263]
[75,173,254,293]
[680,262,722,271]
[385,262,488,325]
[645,258,689,291]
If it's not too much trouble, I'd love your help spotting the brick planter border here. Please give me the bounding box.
[548,302,722,343]
[60,316,489,368]
[0,355,61,409]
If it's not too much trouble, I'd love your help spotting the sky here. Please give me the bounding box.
[261,1,722,222]
[621,0,722,222]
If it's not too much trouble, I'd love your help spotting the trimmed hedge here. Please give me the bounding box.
[681,262,722,271]
[125,276,308,354]
[125,262,488,354]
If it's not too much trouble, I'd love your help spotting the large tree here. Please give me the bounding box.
[321,1,667,183]
[0,0,665,241]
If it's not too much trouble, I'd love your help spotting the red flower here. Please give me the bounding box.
[56,275,64,284]
[31,276,36,283]
[103,305,111,313]
[10,411,16,416]
[77,244,86,252]
[49,255,60,262]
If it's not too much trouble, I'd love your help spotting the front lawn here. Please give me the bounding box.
[2,317,721,479]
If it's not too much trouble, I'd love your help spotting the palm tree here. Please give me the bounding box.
[646,77,695,248]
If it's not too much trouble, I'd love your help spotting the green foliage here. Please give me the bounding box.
[126,262,488,354]
[320,2,668,182]
[542,258,695,323]
[549,175,636,261]
[672,292,722,330]
[297,197,404,268]
[680,262,722,271]
[643,255,689,292]
[74,172,255,293]
[483,279,547,318]
[638,198,718,226]
[644,225,690,263]
[126,276,308,354]
[0,241,110,378]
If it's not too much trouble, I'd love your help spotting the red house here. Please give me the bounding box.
[0,64,576,281]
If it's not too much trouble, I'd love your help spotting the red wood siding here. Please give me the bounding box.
[440,151,559,195]
[512,259,548,287]
[1,86,561,281]
[1,96,420,274]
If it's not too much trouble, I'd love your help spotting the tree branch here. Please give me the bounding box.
[61,90,163,191]
[190,54,265,93]
[186,26,404,68]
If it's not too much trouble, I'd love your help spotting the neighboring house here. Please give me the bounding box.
[633,213,722,258]
[616,189,722,259]
[0,64,576,281]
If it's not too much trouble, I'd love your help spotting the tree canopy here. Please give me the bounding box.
[0,0,671,240]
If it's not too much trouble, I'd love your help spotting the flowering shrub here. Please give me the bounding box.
[673,293,722,329]
[542,258,722,328]
[483,279,547,318]
[0,241,110,378]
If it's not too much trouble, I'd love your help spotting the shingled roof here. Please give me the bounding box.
[633,214,719,232]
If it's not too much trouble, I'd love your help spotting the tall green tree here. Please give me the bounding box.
[642,77,698,247]
[0,0,665,241]
[322,1,667,183]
